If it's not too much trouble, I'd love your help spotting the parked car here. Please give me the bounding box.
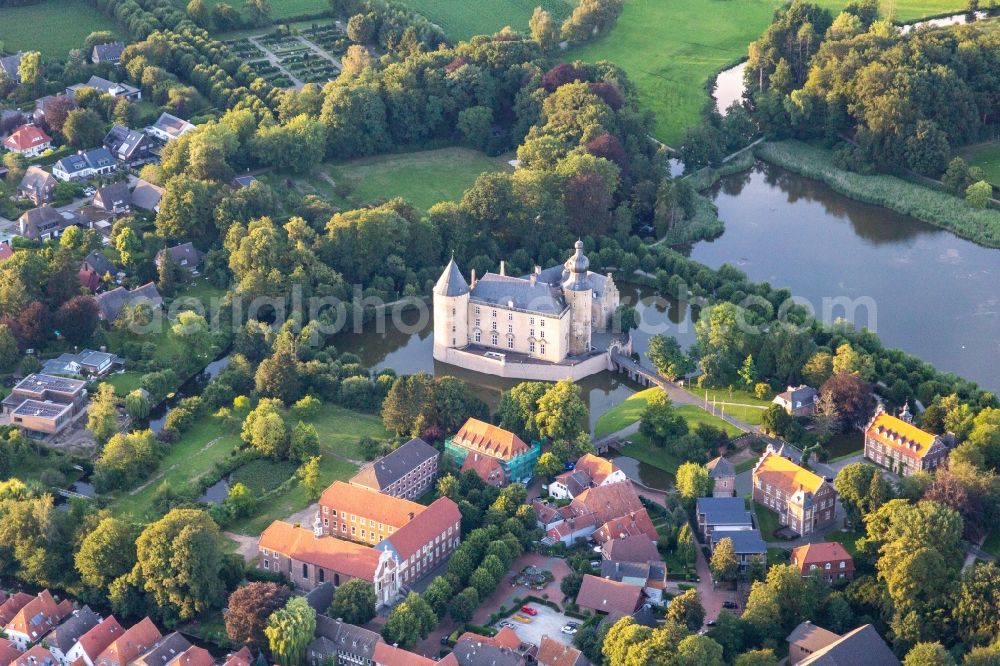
[84,187,96,196]
[722,601,738,609]
[561,625,577,635]
[498,621,515,629]
[520,606,537,616]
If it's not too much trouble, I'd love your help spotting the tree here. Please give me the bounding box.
[448,586,478,623]
[265,597,316,666]
[0,324,19,371]
[955,562,1000,645]
[423,577,452,617]
[497,381,548,441]
[529,7,557,49]
[666,588,705,630]
[241,398,289,459]
[943,157,971,194]
[54,296,99,345]
[122,390,150,422]
[63,108,105,148]
[457,106,493,151]
[115,227,142,270]
[676,523,696,569]
[561,571,584,599]
[677,634,725,666]
[820,372,876,429]
[87,383,120,445]
[903,643,956,666]
[735,649,778,666]
[640,391,689,447]
[602,617,653,666]
[17,51,41,88]
[346,13,375,42]
[290,422,320,462]
[328,579,376,625]
[157,248,181,297]
[187,0,213,28]
[244,0,271,26]
[738,355,758,387]
[75,516,137,591]
[255,348,301,404]
[760,404,792,437]
[966,180,992,209]
[12,301,51,348]
[676,462,712,502]
[535,451,564,479]
[94,430,159,491]
[135,509,224,623]
[382,592,436,649]
[535,379,588,441]
[225,582,290,647]
[710,537,739,582]
[835,462,889,528]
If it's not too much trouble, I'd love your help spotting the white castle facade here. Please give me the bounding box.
[432,241,621,380]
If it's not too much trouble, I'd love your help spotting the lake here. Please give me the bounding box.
[695,162,1000,393]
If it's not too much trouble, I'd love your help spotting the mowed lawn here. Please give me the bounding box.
[399,0,575,40]
[170,0,328,24]
[0,0,121,58]
[960,142,1000,186]
[323,147,513,210]
[594,387,743,438]
[566,0,968,145]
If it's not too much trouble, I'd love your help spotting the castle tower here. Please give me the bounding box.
[563,240,593,356]
[433,257,470,361]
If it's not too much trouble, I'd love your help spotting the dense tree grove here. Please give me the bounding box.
[747,0,1000,176]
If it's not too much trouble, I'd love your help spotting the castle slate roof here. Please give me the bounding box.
[797,624,899,666]
[308,617,380,663]
[45,606,101,654]
[718,529,767,555]
[434,258,469,297]
[470,273,566,315]
[350,437,439,492]
[696,496,753,527]
[706,456,735,478]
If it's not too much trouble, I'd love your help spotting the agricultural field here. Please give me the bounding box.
[320,147,514,210]
[399,0,575,40]
[0,0,121,59]
[567,0,968,145]
[960,142,1000,186]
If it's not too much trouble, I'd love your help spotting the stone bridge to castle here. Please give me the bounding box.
[609,351,669,389]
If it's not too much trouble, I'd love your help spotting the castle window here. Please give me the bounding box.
[530,329,535,337]
[530,317,535,325]
[492,310,497,318]
[451,325,455,332]
[529,341,535,352]
[452,308,455,315]
[492,321,497,330]
[507,338,514,349]
[540,330,545,339]
[475,331,481,342]
[475,306,480,314]
[475,318,480,327]
[540,344,545,354]
[491,332,498,346]
[507,324,513,333]
[540,319,545,327]
[452,338,456,345]
[508,312,512,321]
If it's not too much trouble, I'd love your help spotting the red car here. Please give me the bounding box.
[520,606,537,616]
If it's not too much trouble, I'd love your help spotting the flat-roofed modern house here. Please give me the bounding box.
[864,404,950,476]
[349,437,440,499]
[2,374,88,435]
[146,113,195,142]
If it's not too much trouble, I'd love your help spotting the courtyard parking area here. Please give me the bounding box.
[499,604,577,648]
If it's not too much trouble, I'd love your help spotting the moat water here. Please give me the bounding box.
[333,161,1000,428]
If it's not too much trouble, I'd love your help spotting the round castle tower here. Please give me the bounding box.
[564,240,593,356]
[432,257,470,361]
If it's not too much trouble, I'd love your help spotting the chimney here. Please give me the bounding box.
[530,274,536,287]
[500,261,505,276]
[534,265,541,275]
[470,268,477,287]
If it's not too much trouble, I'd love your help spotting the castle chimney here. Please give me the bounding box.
[530,274,537,287]
[500,261,505,276]
[534,265,541,275]
[470,268,476,287]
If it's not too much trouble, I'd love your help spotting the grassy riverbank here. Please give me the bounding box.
[755,140,1000,248]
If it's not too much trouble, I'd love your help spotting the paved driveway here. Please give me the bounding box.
[501,604,575,648]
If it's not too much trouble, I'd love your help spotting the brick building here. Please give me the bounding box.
[864,405,949,476]
[752,445,837,537]
[349,437,439,499]
[790,542,855,582]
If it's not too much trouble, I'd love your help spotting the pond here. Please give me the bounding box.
[695,162,1000,393]
[610,455,674,491]
[198,478,230,504]
[332,283,699,430]
[713,62,747,115]
[147,354,233,433]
